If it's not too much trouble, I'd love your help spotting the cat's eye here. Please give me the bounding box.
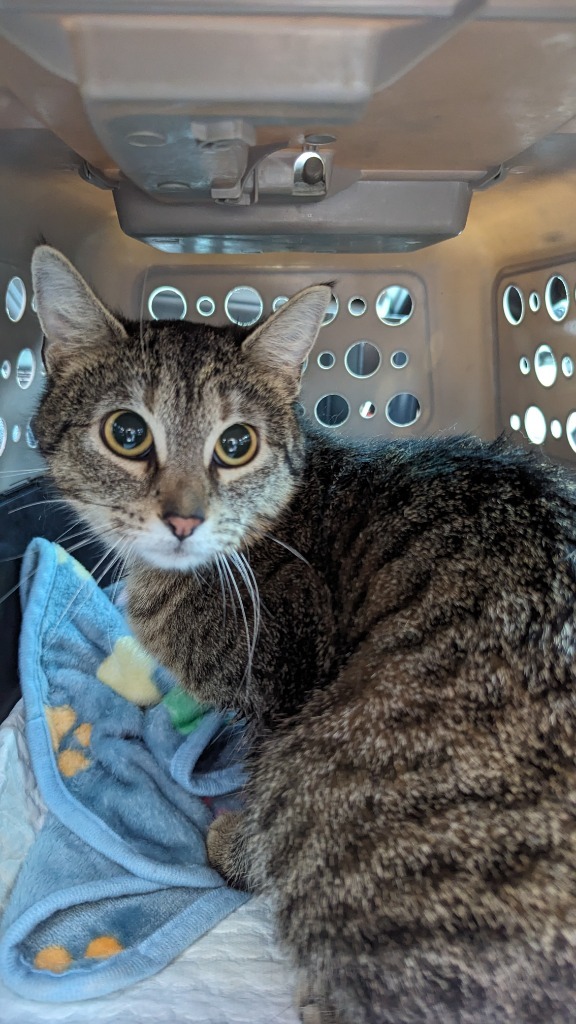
[213,423,258,467]
[102,411,153,459]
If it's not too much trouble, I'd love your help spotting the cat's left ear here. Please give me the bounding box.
[31,245,127,373]
[242,285,332,386]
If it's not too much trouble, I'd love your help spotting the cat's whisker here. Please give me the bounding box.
[45,543,120,646]
[7,498,73,515]
[0,525,98,564]
[55,523,94,547]
[221,553,253,682]
[214,554,228,628]
[218,553,238,625]
[105,539,134,654]
[0,568,40,607]
[59,526,117,559]
[263,532,311,566]
[232,551,261,665]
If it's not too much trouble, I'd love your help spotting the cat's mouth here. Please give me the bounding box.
[129,519,222,573]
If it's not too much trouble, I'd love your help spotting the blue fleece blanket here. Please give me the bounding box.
[0,539,249,1002]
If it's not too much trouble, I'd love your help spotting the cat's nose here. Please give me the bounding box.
[163,514,204,540]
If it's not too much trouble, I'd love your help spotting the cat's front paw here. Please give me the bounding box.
[207,811,248,889]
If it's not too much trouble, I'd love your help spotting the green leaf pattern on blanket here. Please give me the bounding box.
[162,686,211,735]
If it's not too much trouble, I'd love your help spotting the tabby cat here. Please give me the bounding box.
[31,245,576,1023]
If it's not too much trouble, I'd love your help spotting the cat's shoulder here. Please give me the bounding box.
[304,425,576,506]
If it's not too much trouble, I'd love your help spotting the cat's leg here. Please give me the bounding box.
[296,972,343,1024]
[206,811,250,889]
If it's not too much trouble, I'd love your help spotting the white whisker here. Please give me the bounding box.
[263,532,310,566]
[214,554,228,627]
[45,544,119,646]
[218,553,238,624]
[221,553,253,682]
[8,498,70,515]
[232,551,261,666]
[0,568,39,606]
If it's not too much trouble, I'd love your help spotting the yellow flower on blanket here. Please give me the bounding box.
[96,636,162,706]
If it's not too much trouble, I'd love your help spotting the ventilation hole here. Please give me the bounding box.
[0,418,6,456]
[5,276,27,323]
[272,296,289,313]
[529,291,540,313]
[1,359,11,379]
[301,357,308,374]
[391,350,409,369]
[519,357,530,375]
[566,411,576,453]
[502,285,524,326]
[376,286,413,326]
[304,133,337,146]
[196,296,215,317]
[524,406,546,445]
[348,297,366,317]
[317,351,335,369]
[386,393,421,427]
[321,294,339,327]
[345,341,381,378]
[16,348,36,389]
[11,424,21,443]
[562,355,574,378]
[545,275,569,322]
[148,286,187,320]
[534,344,557,388]
[224,286,263,327]
[156,182,190,193]
[26,417,39,449]
[314,394,350,428]
[359,401,377,419]
[509,414,521,431]
[551,419,562,439]
[126,130,167,147]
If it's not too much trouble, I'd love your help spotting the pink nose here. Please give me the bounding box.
[164,514,203,540]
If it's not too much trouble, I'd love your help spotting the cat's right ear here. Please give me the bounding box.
[242,285,332,387]
[31,246,127,372]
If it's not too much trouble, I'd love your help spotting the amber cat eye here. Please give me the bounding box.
[213,423,258,467]
[102,411,153,460]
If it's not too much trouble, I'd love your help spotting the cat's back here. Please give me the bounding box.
[248,430,576,1024]
[301,423,573,630]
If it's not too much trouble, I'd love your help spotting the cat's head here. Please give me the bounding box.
[31,246,330,572]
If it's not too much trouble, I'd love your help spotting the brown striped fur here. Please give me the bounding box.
[32,246,576,1022]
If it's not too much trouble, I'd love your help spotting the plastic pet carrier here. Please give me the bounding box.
[1,2,576,1021]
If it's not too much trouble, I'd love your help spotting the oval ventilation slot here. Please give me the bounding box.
[148,286,187,320]
[345,342,381,378]
[314,394,350,428]
[545,275,569,322]
[5,276,27,323]
[502,285,524,326]
[386,393,421,427]
[376,286,413,326]
[224,287,263,327]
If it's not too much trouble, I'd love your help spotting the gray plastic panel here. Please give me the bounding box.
[0,261,45,495]
[496,257,576,463]
[115,180,472,254]
[136,266,432,440]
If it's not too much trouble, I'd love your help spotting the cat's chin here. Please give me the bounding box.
[129,528,221,573]
[134,547,209,572]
